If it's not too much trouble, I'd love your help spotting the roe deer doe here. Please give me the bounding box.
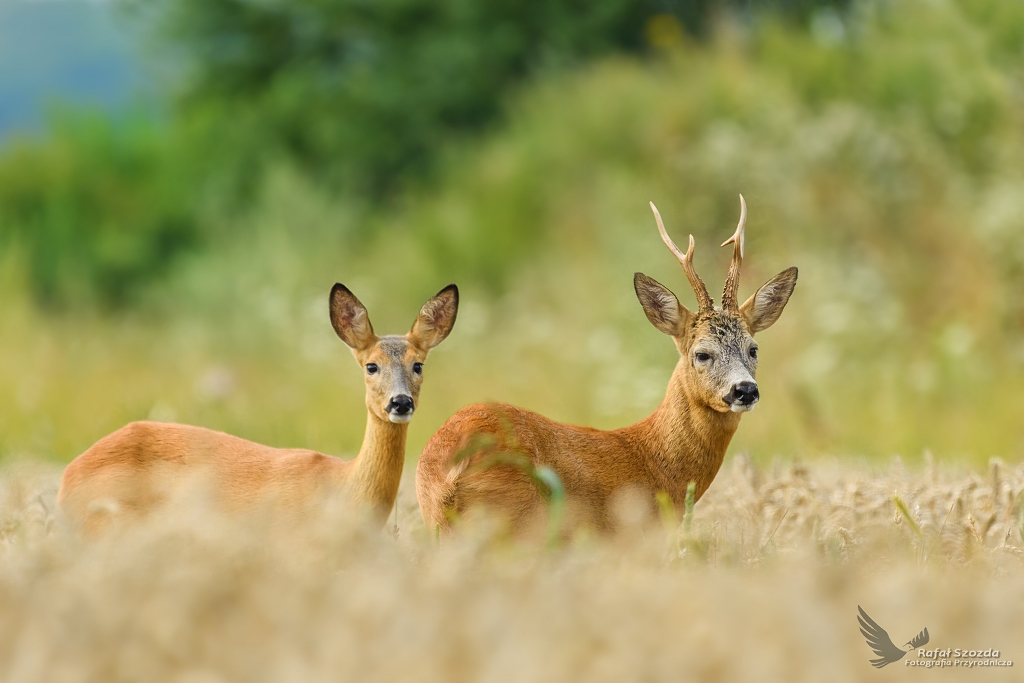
[416,197,796,534]
[58,284,458,533]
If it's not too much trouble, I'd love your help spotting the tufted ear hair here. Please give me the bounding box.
[409,284,459,350]
[329,284,377,351]
[634,273,692,337]
[739,267,798,334]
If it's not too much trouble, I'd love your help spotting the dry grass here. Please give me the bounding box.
[1,456,1022,682]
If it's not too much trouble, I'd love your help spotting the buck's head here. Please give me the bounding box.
[634,197,797,414]
[330,284,459,424]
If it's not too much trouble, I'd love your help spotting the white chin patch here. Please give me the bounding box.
[729,402,756,413]
[388,412,413,424]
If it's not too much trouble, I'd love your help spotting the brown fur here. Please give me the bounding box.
[58,284,458,534]
[416,203,796,535]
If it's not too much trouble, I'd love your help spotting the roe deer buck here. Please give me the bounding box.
[58,284,459,533]
[416,197,796,534]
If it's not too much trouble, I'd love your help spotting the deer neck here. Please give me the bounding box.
[344,412,408,523]
[634,359,741,501]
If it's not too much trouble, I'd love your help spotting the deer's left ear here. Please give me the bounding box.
[740,267,798,334]
[409,284,459,349]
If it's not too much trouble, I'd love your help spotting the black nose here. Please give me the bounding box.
[726,381,759,405]
[387,395,414,415]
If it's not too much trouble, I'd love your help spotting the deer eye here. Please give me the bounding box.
[366,363,378,375]
[749,347,758,359]
[695,352,712,362]
[413,362,423,375]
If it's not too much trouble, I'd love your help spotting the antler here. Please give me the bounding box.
[649,201,713,312]
[720,194,747,312]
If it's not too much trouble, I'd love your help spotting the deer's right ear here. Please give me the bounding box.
[329,284,376,351]
[634,273,691,337]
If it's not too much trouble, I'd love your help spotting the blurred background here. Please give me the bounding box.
[1,0,1022,467]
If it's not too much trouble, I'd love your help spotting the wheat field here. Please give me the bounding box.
[1,454,1021,682]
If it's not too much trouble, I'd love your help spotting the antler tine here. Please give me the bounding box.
[650,201,713,312]
[720,194,747,312]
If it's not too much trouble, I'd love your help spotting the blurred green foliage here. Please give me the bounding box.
[0,113,198,308]
[155,0,655,196]
[0,0,851,308]
[150,0,848,196]
[397,0,1024,298]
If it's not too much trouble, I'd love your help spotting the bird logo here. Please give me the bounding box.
[858,606,930,668]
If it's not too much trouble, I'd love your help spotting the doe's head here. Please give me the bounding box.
[634,196,797,414]
[329,284,459,424]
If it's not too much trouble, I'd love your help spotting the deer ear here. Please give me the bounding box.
[329,284,376,351]
[409,284,459,350]
[634,273,691,336]
[739,267,798,334]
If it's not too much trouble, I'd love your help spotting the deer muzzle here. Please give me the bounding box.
[724,381,759,412]
[386,394,415,423]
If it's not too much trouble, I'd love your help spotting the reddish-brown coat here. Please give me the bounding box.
[416,344,742,533]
